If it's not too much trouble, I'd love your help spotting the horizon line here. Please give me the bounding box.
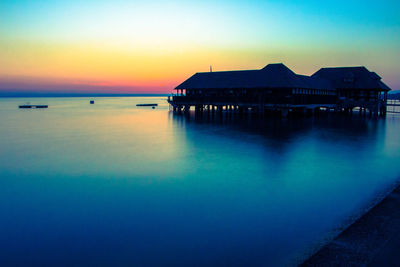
[0,92,171,98]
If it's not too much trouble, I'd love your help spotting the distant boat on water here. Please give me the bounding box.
[136,103,158,107]
[19,104,48,109]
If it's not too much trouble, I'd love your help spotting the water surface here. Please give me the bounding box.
[1,97,400,266]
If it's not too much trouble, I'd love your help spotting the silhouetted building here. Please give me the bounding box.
[312,67,390,114]
[168,63,391,116]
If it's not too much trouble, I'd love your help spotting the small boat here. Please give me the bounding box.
[136,103,158,107]
[19,105,48,109]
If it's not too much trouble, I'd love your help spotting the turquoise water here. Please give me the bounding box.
[1,97,400,266]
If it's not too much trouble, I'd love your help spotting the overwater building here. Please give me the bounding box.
[168,63,390,116]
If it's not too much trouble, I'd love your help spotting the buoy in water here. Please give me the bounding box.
[90,100,95,104]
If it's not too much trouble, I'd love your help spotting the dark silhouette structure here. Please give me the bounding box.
[168,63,390,116]
[312,67,390,115]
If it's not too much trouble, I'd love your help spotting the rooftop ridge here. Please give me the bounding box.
[318,66,367,69]
[175,63,390,91]
[196,69,259,74]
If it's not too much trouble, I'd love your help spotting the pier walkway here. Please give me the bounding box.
[386,100,400,113]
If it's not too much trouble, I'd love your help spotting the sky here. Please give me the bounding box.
[0,0,399,94]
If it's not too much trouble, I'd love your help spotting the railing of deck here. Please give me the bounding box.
[168,95,337,105]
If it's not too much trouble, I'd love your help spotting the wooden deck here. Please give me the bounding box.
[386,100,400,113]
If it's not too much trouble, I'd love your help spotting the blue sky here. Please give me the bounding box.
[1,0,399,93]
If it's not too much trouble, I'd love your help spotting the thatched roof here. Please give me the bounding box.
[312,66,391,91]
[175,63,334,90]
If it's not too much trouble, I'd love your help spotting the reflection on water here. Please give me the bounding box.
[0,97,400,266]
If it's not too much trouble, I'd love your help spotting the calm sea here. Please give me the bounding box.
[1,97,400,266]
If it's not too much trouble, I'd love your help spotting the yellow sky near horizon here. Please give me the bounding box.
[1,0,399,93]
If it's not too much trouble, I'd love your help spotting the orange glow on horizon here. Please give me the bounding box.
[1,0,399,93]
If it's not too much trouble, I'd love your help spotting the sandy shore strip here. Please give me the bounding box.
[301,183,400,266]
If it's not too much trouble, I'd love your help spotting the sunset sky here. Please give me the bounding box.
[1,0,399,95]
